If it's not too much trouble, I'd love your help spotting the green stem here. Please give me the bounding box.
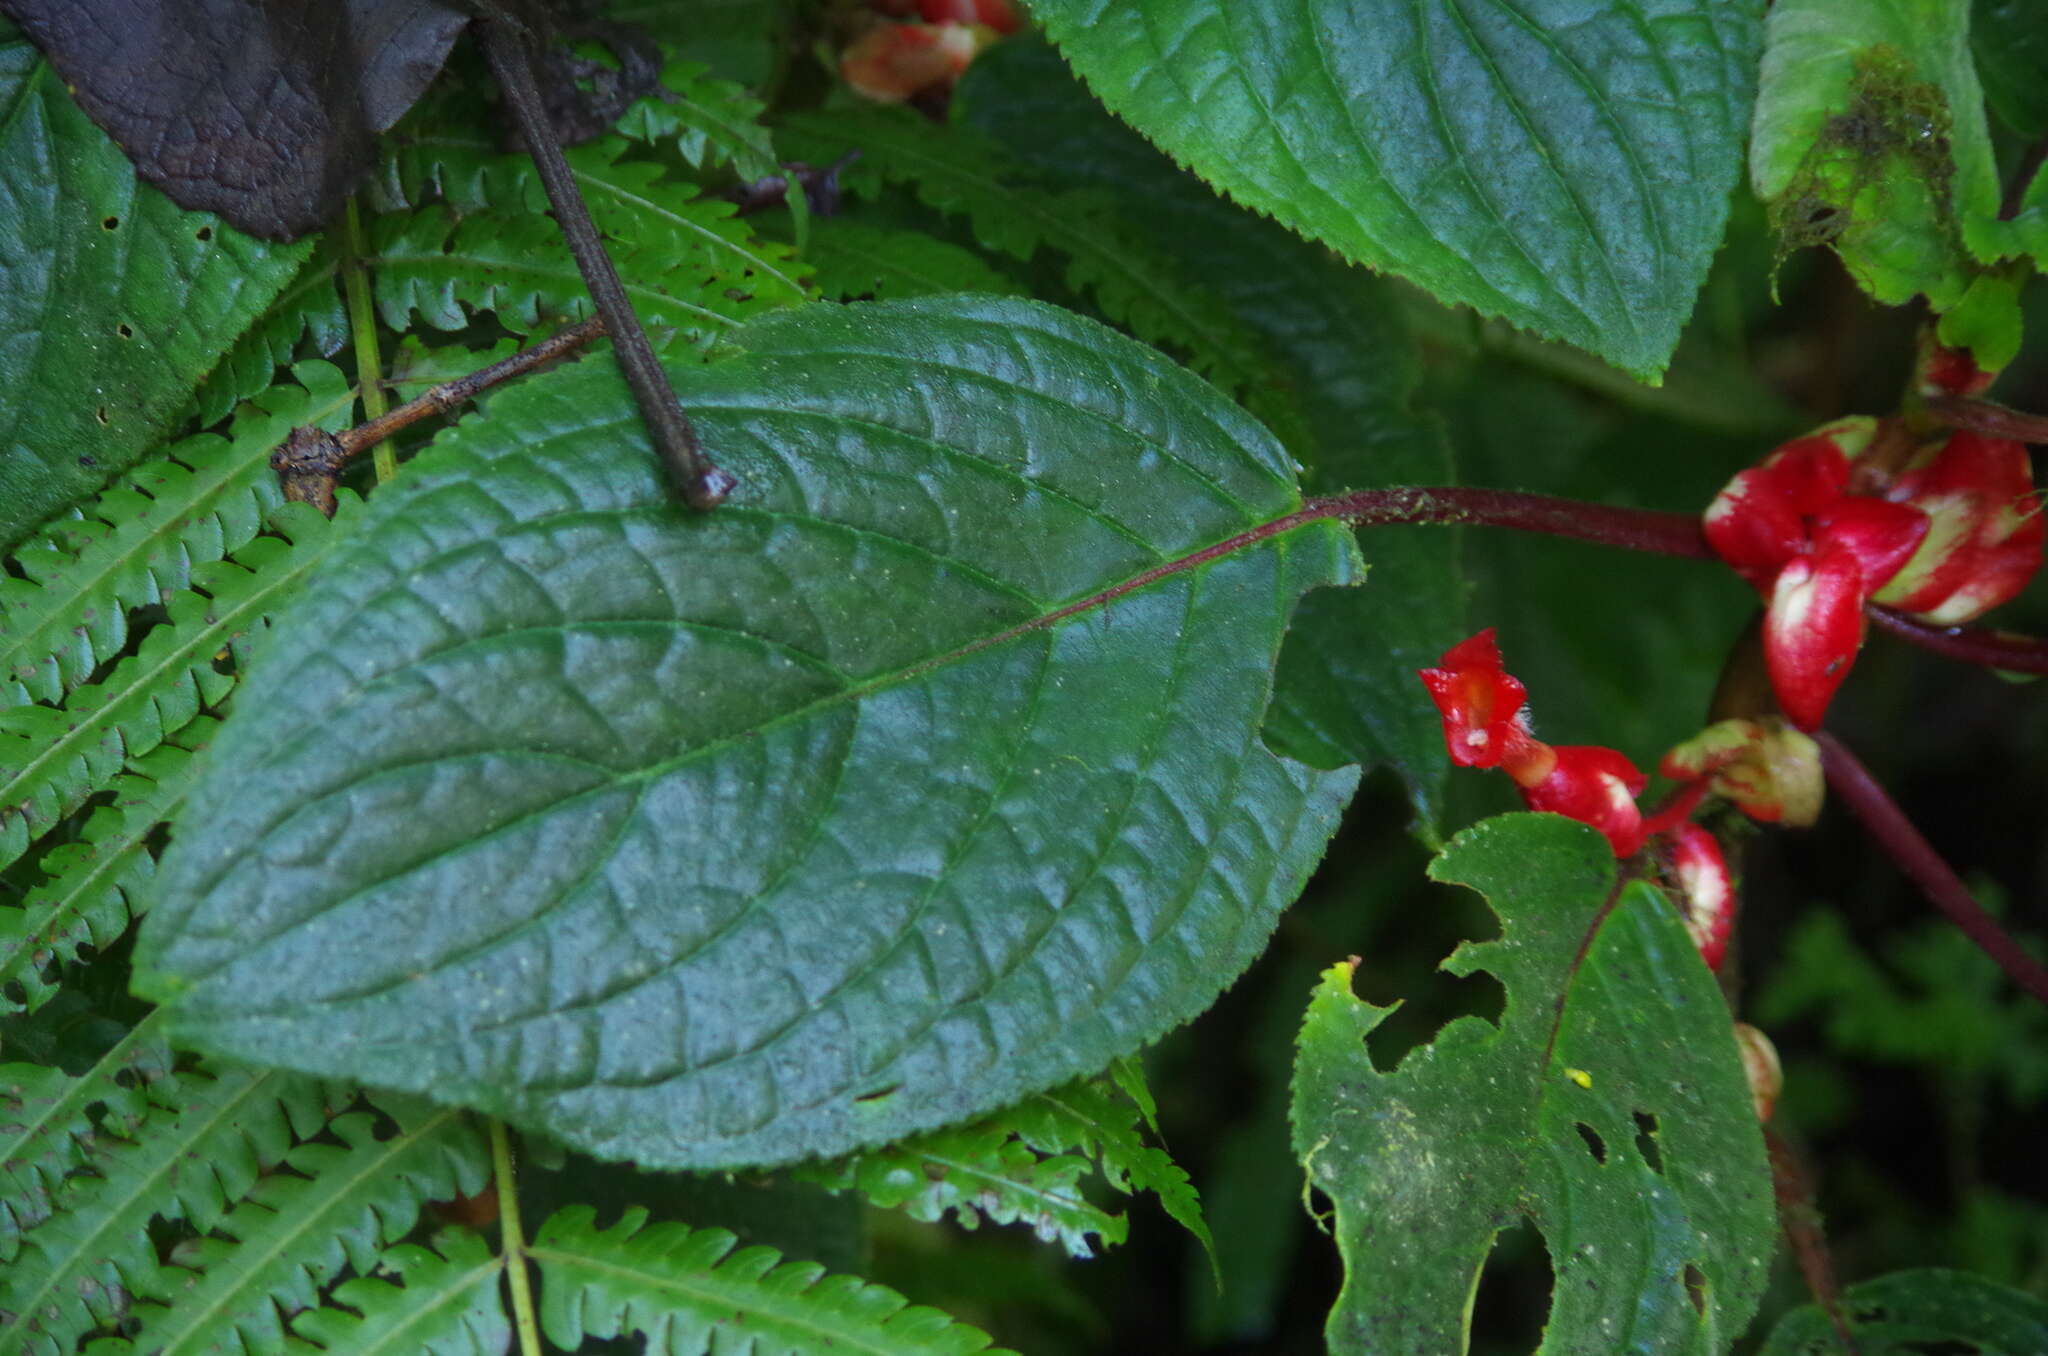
[341,198,398,486]
[492,1119,545,1356]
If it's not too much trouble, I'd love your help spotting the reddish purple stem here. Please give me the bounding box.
[1923,395,2048,445]
[1305,487,1714,559]
[1817,732,2048,1006]
[1306,487,2048,675]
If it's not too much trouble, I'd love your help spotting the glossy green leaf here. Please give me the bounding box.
[955,39,1460,834]
[1758,1268,2048,1355]
[1290,814,1774,1353]
[134,296,1360,1170]
[1023,0,1763,381]
[0,28,307,550]
[1751,0,2023,306]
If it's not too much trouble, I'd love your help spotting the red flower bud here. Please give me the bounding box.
[1520,745,1648,858]
[1872,431,2044,625]
[1665,822,1735,971]
[841,21,991,103]
[1417,628,1534,770]
[1763,542,1869,730]
[1732,1023,1783,1122]
[1916,337,1997,399]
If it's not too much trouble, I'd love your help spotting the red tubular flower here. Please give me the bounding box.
[1418,632,1645,856]
[1417,628,1533,771]
[1665,823,1735,971]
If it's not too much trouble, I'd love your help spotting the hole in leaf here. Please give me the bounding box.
[101,215,119,230]
[195,225,213,242]
[1362,969,1506,1072]
[1575,1122,1607,1164]
[94,407,110,426]
[1682,1262,1707,1315]
[854,1083,900,1105]
[1470,1219,1553,1352]
[1634,1110,1663,1173]
[116,323,133,339]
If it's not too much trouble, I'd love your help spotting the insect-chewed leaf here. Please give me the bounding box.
[134,296,1362,1170]
[1291,813,1775,1354]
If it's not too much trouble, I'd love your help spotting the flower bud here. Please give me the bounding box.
[1763,543,1868,731]
[1664,822,1735,971]
[1870,431,2043,625]
[1732,1023,1783,1122]
[1521,745,1648,858]
[1659,718,1823,827]
[841,21,993,103]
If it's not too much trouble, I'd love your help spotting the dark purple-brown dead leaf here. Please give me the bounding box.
[0,0,469,238]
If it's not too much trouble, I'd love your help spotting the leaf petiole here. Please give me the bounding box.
[477,13,735,510]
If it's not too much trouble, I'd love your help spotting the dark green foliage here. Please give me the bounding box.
[0,1,2040,1350]
[0,25,308,550]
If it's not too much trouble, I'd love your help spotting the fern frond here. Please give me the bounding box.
[0,504,337,875]
[777,109,1272,397]
[797,217,1025,302]
[191,242,348,427]
[113,1097,490,1356]
[288,1231,509,1355]
[1013,1081,1213,1265]
[0,1015,176,1260]
[794,1073,1209,1261]
[614,57,778,180]
[370,190,801,347]
[0,727,211,1015]
[1,363,356,709]
[0,1061,335,1356]
[531,1205,1016,1356]
[377,53,779,216]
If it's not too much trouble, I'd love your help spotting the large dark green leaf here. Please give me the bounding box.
[1291,814,1774,1353]
[956,39,1460,836]
[1023,0,1764,380]
[0,25,306,550]
[134,297,1361,1170]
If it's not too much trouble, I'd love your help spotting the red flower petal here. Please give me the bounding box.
[1809,496,1928,593]
[1417,628,1531,769]
[1704,466,1808,592]
[1764,543,1869,730]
